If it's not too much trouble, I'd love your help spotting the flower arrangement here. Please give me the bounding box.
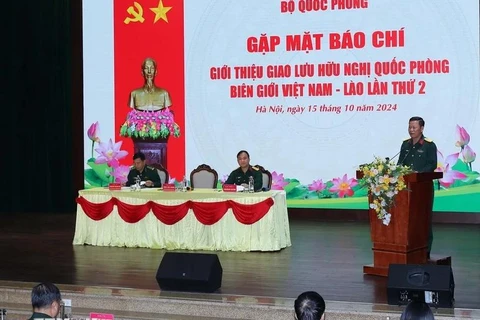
[119,108,180,140]
[359,157,413,225]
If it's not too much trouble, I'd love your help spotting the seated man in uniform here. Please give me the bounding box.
[224,150,263,191]
[28,282,62,320]
[126,152,162,188]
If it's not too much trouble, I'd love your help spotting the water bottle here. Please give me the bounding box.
[182,176,188,192]
[248,176,254,193]
[135,175,141,191]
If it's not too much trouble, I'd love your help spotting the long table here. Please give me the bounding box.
[73,188,291,252]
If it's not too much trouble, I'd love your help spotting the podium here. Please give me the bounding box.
[356,171,444,276]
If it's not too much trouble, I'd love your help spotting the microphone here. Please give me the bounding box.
[386,150,401,163]
[398,149,412,167]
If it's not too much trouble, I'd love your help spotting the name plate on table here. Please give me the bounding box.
[163,183,176,191]
[108,183,121,191]
[222,184,237,192]
[90,313,114,320]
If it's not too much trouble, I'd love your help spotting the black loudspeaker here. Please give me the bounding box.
[156,252,223,293]
[387,264,455,308]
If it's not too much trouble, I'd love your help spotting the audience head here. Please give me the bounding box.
[31,282,62,318]
[400,301,435,320]
[294,291,326,320]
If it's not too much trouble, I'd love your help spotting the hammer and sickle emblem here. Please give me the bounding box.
[124,2,145,24]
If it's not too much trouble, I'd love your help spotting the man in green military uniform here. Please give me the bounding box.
[225,150,263,191]
[126,152,162,187]
[397,117,437,172]
[397,116,437,259]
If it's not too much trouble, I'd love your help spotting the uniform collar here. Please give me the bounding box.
[30,312,53,319]
[238,166,252,173]
[409,135,425,145]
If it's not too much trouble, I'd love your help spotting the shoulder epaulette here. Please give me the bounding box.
[403,137,410,141]
[129,166,135,170]
[251,166,259,171]
[147,166,156,170]
[424,137,433,143]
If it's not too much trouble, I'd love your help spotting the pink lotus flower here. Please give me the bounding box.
[87,122,100,142]
[87,122,101,158]
[461,145,476,164]
[95,139,128,168]
[435,151,467,188]
[271,171,288,190]
[329,174,358,198]
[111,165,130,184]
[455,125,470,148]
[220,174,229,184]
[308,179,326,192]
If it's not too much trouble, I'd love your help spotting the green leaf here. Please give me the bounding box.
[319,189,333,198]
[450,170,480,188]
[303,191,320,199]
[351,183,368,197]
[87,159,111,183]
[465,171,480,181]
[84,169,104,187]
[353,187,369,197]
[452,159,469,172]
[286,186,308,199]
[284,181,300,194]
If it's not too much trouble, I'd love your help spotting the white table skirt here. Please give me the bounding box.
[73,188,291,252]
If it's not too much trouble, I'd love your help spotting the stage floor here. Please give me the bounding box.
[0,213,478,310]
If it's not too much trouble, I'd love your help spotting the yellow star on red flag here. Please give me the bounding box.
[150,0,172,23]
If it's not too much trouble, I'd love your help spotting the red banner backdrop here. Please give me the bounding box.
[114,0,185,179]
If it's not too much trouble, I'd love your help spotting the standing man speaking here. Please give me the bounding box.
[397,116,438,259]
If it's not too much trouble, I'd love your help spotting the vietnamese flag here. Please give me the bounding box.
[114,0,185,180]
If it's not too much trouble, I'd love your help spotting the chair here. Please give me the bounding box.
[150,163,169,186]
[190,164,218,189]
[254,164,272,190]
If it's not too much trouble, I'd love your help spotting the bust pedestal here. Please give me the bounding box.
[132,136,168,168]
